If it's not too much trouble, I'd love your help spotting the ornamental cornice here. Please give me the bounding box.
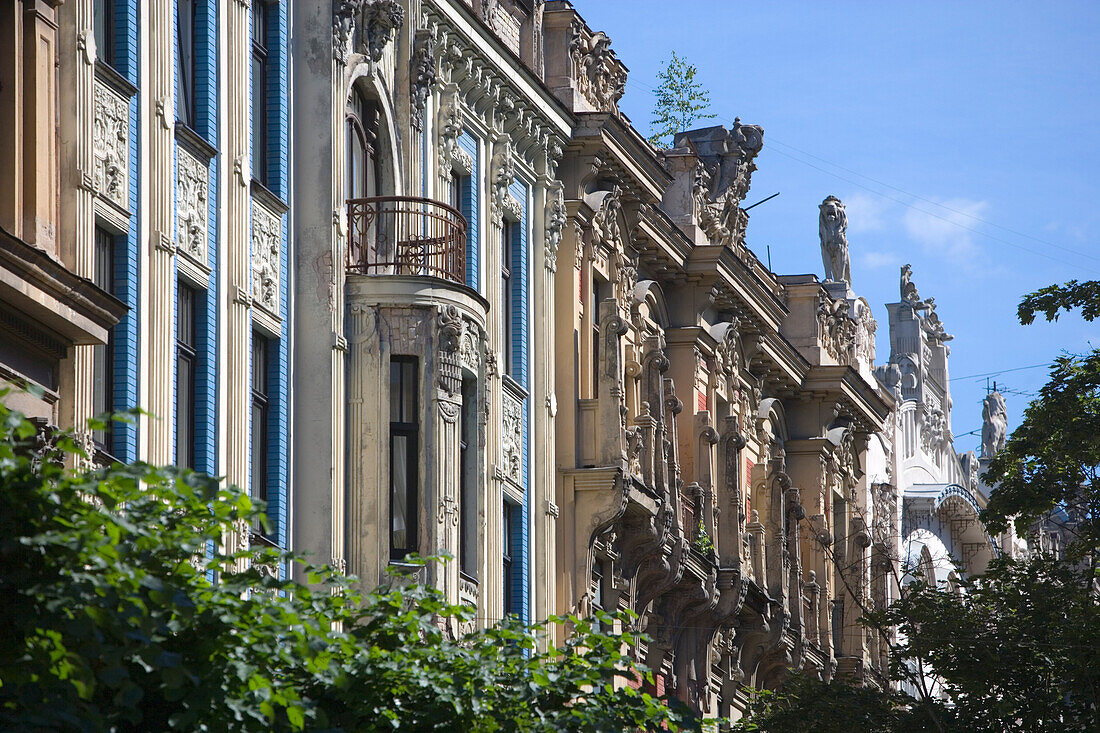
[422,8,567,173]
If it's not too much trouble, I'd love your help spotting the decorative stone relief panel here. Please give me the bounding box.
[410,30,436,133]
[490,137,516,222]
[176,148,209,263]
[332,0,404,65]
[569,19,627,112]
[501,389,523,486]
[436,305,462,397]
[544,183,566,271]
[93,80,129,209]
[250,200,282,316]
[458,319,481,374]
[436,87,464,177]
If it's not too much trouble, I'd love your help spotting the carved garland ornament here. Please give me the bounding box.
[250,202,282,314]
[568,21,627,112]
[332,0,404,65]
[544,183,566,272]
[93,80,129,209]
[410,30,436,133]
[490,138,516,222]
[501,390,523,486]
[436,305,463,397]
[176,148,209,263]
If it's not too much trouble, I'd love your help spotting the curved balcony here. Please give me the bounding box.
[346,196,468,285]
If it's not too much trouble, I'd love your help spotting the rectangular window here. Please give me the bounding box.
[459,378,477,578]
[501,221,513,376]
[251,1,269,185]
[176,0,197,129]
[92,227,115,451]
[93,0,115,68]
[591,278,607,398]
[390,357,419,561]
[448,172,461,210]
[502,502,514,616]
[175,284,197,469]
[251,333,270,524]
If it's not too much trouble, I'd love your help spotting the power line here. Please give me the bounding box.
[622,79,1100,276]
[763,136,1100,265]
[756,142,1100,277]
[951,362,1051,381]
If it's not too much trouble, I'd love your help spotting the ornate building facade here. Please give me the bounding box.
[5,0,1020,723]
[2,0,294,550]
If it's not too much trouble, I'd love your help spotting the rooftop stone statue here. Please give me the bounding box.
[819,195,850,284]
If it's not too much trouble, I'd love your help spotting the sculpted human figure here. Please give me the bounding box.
[981,390,1008,458]
[818,196,850,283]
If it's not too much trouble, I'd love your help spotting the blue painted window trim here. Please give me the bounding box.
[173,0,216,143]
[457,132,479,292]
[247,1,290,548]
[107,0,140,462]
[504,179,531,623]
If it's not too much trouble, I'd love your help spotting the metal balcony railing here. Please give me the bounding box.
[346,196,468,285]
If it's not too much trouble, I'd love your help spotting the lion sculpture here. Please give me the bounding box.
[819,195,850,284]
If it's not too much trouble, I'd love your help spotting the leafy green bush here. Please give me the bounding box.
[0,396,700,732]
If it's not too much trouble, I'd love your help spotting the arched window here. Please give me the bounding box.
[345,88,381,201]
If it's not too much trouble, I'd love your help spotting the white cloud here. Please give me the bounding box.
[860,250,898,269]
[842,192,891,234]
[902,198,990,267]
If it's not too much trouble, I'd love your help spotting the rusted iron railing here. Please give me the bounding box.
[346,196,467,285]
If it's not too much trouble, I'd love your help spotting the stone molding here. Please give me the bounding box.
[175,146,209,265]
[250,198,282,317]
[92,79,130,211]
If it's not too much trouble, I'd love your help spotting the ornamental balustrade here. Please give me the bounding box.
[346,196,467,285]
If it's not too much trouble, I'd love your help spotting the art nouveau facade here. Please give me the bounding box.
[5,0,1019,723]
[290,0,570,626]
[1,0,294,550]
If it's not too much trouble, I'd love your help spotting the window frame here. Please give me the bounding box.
[176,0,198,129]
[175,283,198,469]
[92,226,115,451]
[389,356,419,561]
[502,502,515,616]
[93,0,116,69]
[459,377,477,579]
[501,220,514,376]
[250,332,270,528]
[250,0,270,186]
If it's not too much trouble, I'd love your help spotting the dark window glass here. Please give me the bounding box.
[502,503,514,616]
[176,0,197,128]
[176,284,197,469]
[92,227,115,450]
[390,357,418,560]
[501,221,513,375]
[345,91,380,200]
[448,172,461,209]
[251,1,269,185]
[591,279,606,398]
[251,333,270,523]
[94,0,115,67]
[460,378,477,578]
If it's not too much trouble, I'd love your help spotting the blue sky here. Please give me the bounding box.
[575,0,1100,451]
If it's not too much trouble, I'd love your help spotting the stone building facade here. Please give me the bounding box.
[2,0,294,549]
[4,0,1018,723]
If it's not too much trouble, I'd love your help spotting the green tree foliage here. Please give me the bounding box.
[648,52,716,147]
[729,676,942,733]
[0,396,701,732]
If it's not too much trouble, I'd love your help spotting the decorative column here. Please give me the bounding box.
[143,0,176,464]
[224,0,252,562]
[62,0,96,443]
[531,177,564,641]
